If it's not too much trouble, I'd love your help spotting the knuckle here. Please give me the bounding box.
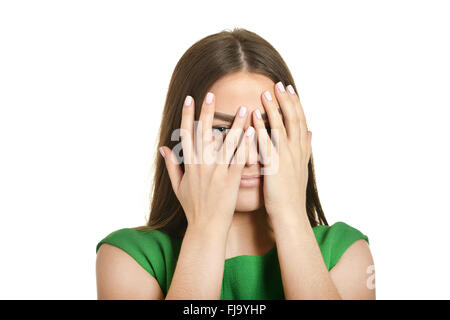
[299,115,307,126]
[182,103,192,113]
[291,113,300,123]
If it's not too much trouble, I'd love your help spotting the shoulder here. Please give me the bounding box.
[95,227,180,299]
[313,221,370,271]
[319,222,375,299]
[96,227,174,254]
[96,227,180,281]
[96,241,165,299]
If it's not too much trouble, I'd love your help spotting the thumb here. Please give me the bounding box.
[159,146,183,195]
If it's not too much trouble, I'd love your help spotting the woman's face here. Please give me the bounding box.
[207,71,276,212]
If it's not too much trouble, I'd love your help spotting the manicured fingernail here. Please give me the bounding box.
[264,91,272,101]
[184,95,192,106]
[206,92,214,104]
[255,109,262,119]
[276,81,285,92]
[287,85,295,95]
[159,147,165,158]
[239,106,247,118]
[245,126,255,137]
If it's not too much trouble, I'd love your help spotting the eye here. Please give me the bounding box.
[212,125,272,135]
[212,126,230,136]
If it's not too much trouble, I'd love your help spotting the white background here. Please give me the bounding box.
[1,0,449,299]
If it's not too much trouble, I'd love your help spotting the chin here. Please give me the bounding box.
[234,186,264,212]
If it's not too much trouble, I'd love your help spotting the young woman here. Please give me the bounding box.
[95,28,375,300]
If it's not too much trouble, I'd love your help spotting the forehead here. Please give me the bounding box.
[208,71,275,115]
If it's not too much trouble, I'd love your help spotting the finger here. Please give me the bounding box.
[261,89,287,138]
[159,146,183,196]
[180,95,194,167]
[198,91,215,145]
[286,84,308,143]
[219,105,249,167]
[252,109,274,167]
[229,126,255,175]
[274,81,300,140]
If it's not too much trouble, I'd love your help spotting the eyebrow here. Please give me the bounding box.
[214,109,281,123]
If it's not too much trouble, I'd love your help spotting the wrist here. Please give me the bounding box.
[271,215,314,249]
[270,207,310,232]
[185,220,230,241]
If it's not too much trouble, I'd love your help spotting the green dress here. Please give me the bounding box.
[96,221,369,300]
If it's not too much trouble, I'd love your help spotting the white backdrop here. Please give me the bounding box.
[1,0,449,299]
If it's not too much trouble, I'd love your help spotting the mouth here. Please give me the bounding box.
[240,174,261,188]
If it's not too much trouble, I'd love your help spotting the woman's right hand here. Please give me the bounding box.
[159,92,255,234]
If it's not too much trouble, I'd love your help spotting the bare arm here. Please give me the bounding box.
[96,243,164,300]
[159,92,253,299]
[165,225,228,299]
[272,214,342,299]
[251,82,375,299]
[96,92,252,300]
[273,213,375,300]
[329,238,376,299]
[96,227,229,300]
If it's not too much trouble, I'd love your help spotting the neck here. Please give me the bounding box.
[225,207,275,259]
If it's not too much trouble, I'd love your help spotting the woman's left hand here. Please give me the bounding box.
[251,82,312,225]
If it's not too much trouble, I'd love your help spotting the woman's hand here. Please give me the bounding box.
[252,82,312,224]
[160,92,255,234]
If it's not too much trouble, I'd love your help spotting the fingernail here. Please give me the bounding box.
[287,85,295,95]
[264,91,272,101]
[255,109,262,120]
[206,92,214,104]
[245,126,255,137]
[276,81,285,92]
[239,106,247,118]
[184,95,192,106]
[159,147,165,158]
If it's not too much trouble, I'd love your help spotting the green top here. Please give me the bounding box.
[96,221,369,300]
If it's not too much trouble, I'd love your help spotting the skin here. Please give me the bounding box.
[96,71,376,300]
[202,72,277,260]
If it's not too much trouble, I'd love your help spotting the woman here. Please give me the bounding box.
[95,28,375,300]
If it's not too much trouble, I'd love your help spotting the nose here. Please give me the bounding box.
[242,120,259,168]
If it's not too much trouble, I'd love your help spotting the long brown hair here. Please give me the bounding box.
[134,28,328,237]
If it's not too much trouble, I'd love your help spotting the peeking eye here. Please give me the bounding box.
[212,126,230,136]
[212,125,272,136]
